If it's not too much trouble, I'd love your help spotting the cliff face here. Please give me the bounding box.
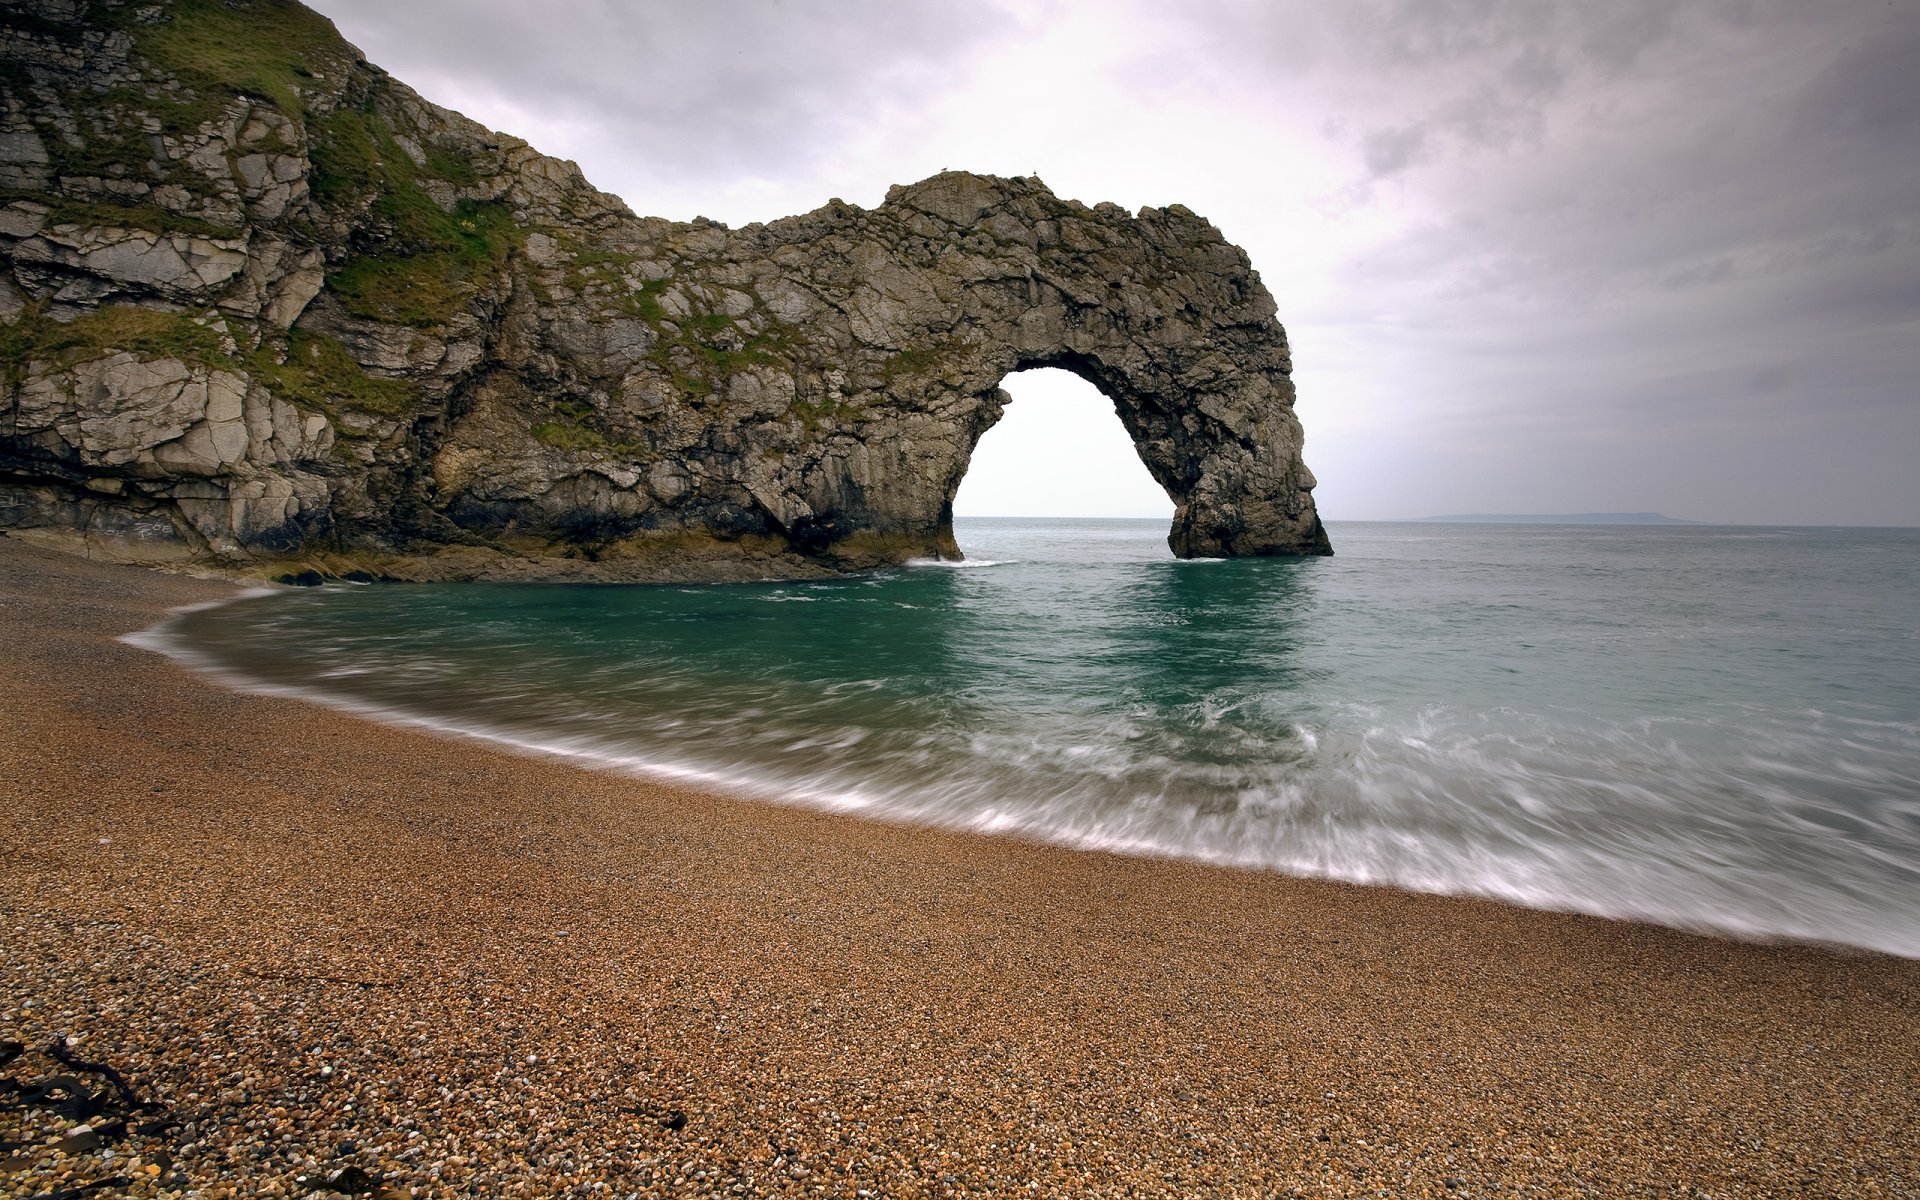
[0,0,1329,581]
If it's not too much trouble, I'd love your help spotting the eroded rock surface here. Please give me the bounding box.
[0,0,1328,581]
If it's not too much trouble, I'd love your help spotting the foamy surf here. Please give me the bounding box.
[126,518,1920,959]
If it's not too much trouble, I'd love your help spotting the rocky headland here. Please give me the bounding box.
[0,0,1328,582]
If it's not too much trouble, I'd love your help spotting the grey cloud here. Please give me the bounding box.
[1361,125,1427,176]
[1267,0,1920,520]
[296,0,1918,522]
[1501,45,1562,98]
[1325,2,1665,179]
[1322,0,1672,82]
[1789,28,1920,140]
[1340,0,1560,68]
[1571,2,1675,73]
[1746,363,1793,397]
[1216,1,1852,181]
[1289,2,1920,327]
[1658,257,1735,290]
[311,0,1011,192]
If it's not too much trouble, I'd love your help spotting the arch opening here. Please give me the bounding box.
[951,367,1175,522]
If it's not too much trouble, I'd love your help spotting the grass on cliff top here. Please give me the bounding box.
[129,0,505,327]
[2,0,487,252]
[129,0,352,119]
[0,1,340,237]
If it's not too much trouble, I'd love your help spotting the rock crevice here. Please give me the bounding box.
[0,0,1328,580]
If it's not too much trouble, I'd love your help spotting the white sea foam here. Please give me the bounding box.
[118,586,277,654]
[119,519,1920,961]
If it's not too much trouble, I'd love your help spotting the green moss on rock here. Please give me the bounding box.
[325,199,518,327]
[530,420,608,452]
[0,189,239,239]
[246,329,416,417]
[0,304,229,381]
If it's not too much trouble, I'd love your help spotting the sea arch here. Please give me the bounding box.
[742,173,1332,567]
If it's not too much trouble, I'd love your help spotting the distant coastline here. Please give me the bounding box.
[1411,512,1703,525]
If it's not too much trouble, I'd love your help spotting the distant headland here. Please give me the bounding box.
[1413,512,1703,525]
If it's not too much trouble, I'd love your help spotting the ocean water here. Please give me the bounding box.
[138,519,1920,957]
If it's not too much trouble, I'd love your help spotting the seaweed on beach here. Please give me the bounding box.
[32,1178,134,1200]
[0,1036,175,1193]
[47,1038,168,1120]
[0,1036,166,1126]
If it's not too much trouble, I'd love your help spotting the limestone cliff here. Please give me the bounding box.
[0,0,1330,581]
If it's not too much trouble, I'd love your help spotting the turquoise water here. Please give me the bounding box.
[141,519,1920,957]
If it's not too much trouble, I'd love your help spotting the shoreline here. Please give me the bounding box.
[2,535,1916,1198]
[129,555,1918,963]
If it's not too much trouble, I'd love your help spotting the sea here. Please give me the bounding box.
[136,518,1920,958]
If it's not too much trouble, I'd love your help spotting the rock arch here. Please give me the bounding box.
[563,171,1333,572]
[0,0,1326,580]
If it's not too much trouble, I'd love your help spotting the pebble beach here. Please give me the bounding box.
[2,536,1916,1199]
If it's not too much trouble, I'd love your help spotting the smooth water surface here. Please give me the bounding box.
[141,520,1920,956]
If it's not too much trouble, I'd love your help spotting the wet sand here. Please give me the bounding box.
[1,534,1916,1199]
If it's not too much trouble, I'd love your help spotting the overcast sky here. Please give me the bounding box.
[313,0,1919,524]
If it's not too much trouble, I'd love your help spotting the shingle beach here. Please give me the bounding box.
[2,537,1916,1199]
